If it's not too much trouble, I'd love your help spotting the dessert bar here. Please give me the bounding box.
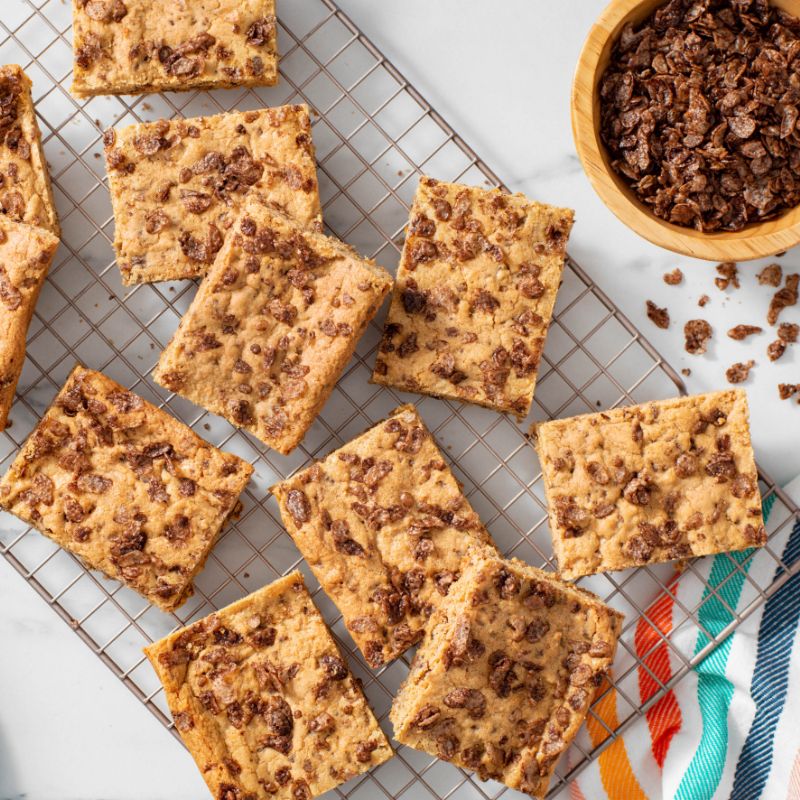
[534,390,766,579]
[145,571,393,799]
[273,404,496,668]
[154,197,392,454]
[0,366,253,610]
[373,177,573,419]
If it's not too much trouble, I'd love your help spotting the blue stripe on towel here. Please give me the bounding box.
[730,518,800,800]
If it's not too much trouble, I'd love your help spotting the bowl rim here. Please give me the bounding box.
[571,0,800,262]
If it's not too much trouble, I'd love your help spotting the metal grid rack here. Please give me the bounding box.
[1,1,798,798]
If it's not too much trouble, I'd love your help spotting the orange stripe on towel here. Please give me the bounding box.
[634,576,683,768]
[585,676,649,800]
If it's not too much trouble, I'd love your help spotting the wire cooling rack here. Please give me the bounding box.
[1,1,799,798]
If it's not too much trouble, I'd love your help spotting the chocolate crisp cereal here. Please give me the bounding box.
[685,319,712,354]
[600,0,800,231]
[768,273,799,324]
[779,383,800,400]
[758,263,782,286]
[646,300,670,329]
[663,268,683,285]
[767,340,786,361]
[779,322,800,342]
[715,262,739,291]
[726,359,755,383]
[728,324,762,340]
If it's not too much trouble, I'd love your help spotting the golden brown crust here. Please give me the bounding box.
[390,547,623,798]
[144,571,393,800]
[0,216,59,429]
[104,105,321,285]
[71,0,278,97]
[372,177,574,419]
[534,390,766,580]
[0,65,60,235]
[0,365,253,610]
[153,198,393,455]
[272,404,497,668]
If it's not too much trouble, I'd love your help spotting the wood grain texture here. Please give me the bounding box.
[572,0,800,262]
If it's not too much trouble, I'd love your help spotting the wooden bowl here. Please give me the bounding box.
[572,0,800,262]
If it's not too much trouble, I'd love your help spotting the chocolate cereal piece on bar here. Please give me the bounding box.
[153,198,393,455]
[372,177,574,419]
[272,404,496,668]
[72,0,278,97]
[105,105,320,285]
[0,65,59,235]
[145,571,393,800]
[0,216,59,430]
[533,390,765,580]
[0,365,253,611]
[390,547,622,799]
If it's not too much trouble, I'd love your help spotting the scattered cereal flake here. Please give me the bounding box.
[681,367,691,377]
[646,300,670,329]
[767,340,786,361]
[685,319,712,355]
[663,268,683,285]
[778,383,799,400]
[768,273,799,325]
[778,322,799,343]
[715,262,739,291]
[698,294,710,307]
[726,360,755,384]
[728,324,762,341]
[758,263,782,287]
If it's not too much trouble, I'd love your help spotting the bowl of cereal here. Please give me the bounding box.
[572,0,800,260]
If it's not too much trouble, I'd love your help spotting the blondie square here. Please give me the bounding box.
[145,571,393,799]
[0,366,253,611]
[534,390,766,580]
[0,216,60,429]
[390,548,622,798]
[0,65,59,235]
[153,197,393,455]
[104,105,320,284]
[372,177,574,419]
[72,0,278,97]
[272,404,496,669]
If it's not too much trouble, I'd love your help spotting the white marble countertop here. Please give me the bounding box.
[2,2,798,799]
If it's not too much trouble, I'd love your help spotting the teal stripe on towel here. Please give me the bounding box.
[674,494,772,800]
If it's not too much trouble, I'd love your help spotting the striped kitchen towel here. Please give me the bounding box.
[562,475,800,800]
